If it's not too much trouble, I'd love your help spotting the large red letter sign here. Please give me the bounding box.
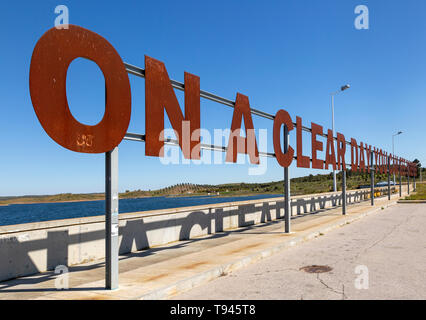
[145,56,201,159]
[29,25,131,153]
[273,110,294,167]
[296,116,310,168]
[225,94,259,164]
[311,122,324,169]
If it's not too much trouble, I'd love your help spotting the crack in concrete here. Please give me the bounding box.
[316,273,347,300]
[327,212,416,268]
[353,214,415,261]
[252,267,300,277]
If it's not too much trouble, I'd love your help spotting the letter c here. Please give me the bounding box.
[273,109,294,167]
[29,25,131,153]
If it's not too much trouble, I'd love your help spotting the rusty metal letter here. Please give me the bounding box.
[351,138,359,172]
[374,148,380,172]
[325,129,336,171]
[29,25,131,153]
[145,56,200,159]
[273,110,294,167]
[225,93,259,164]
[311,122,324,169]
[359,142,366,172]
[365,144,372,173]
[337,132,346,171]
[296,116,310,168]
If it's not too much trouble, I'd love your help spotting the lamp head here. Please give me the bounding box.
[341,84,350,91]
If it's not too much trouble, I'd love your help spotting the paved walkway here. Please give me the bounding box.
[0,188,414,300]
[174,203,426,300]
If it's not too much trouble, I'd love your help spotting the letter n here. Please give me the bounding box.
[145,56,200,159]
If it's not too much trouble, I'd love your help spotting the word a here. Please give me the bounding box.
[354,265,369,289]
[54,5,69,29]
[354,5,369,30]
[54,265,69,290]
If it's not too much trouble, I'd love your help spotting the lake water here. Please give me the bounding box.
[0,194,282,227]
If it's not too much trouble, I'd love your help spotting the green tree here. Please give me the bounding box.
[413,159,421,176]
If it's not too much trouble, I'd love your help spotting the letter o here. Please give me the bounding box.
[29,25,131,153]
[273,109,294,167]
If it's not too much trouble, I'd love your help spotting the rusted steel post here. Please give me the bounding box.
[370,151,374,206]
[342,170,346,215]
[284,126,291,233]
[388,157,391,200]
[106,147,119,290]
[407,173,410,195]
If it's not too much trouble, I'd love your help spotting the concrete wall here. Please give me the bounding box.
[0,187,393,282]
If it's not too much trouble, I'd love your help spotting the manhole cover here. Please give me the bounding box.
[300,265,332,273]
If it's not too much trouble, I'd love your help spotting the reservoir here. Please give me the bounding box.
[0,194,282,226]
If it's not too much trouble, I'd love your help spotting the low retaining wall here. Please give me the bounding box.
[0,187,393,282]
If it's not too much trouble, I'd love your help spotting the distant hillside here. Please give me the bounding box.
[1,168,422,205]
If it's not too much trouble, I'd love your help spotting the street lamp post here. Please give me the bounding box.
[331,84,350,192]
[392,131,403,185]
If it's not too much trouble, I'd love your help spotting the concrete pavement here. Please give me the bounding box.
[0,188,417,300]
[173,203,426,300]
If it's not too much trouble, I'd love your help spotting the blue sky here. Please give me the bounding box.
[1,0,425,196]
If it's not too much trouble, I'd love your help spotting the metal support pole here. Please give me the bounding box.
[342,170,346,215]
[414,175,416,192]
[370,153,375,206]
[331,94,337,192]
[284,126,291,233]
[399,165,402,197]
[387,157,391,200]
[392,136,395,185]
[106,147,119,290]
[407,173,410,195]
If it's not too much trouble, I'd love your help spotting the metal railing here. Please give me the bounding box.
[124,62,354,146]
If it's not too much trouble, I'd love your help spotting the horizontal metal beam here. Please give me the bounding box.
[124,62,372,149]
[124,62,274,120]
[124,132,359,166]
[124,133,275,158]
